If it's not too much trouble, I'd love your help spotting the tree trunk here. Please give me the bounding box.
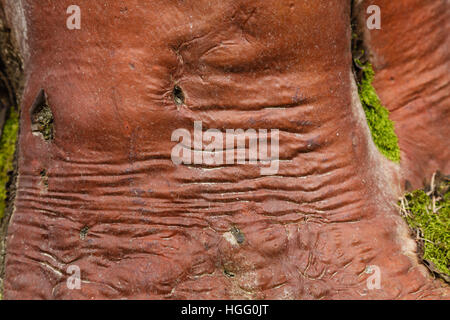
[0,0,448,299]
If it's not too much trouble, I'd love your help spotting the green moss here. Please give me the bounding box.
[400,179,450,278]
[356,61,400,162]
[0,108,19,219]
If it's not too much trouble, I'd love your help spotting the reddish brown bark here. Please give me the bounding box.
[1,0,448,299]
[358,0,450,190]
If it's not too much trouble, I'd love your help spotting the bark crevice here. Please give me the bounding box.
[0,1,23,298]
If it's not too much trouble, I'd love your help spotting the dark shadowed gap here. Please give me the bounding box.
[0,2,24,298]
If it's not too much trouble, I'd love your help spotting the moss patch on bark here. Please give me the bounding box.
[356,61,400,162]
[351,4,400,163]
[0,108,18,219]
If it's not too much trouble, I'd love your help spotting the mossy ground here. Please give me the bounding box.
[0,108,18,219]
[356,61,400,162]
[400,174,450,281]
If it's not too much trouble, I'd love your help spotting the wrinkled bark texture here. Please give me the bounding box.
[1,0,449,299]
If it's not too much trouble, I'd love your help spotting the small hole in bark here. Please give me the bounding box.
[40,169,48,189]
[230,226,245,244]
[223,268,235,278]
[30,89,54,141]
[405,180,412,191]
[80,226,89,240]
[173,85,185,105]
